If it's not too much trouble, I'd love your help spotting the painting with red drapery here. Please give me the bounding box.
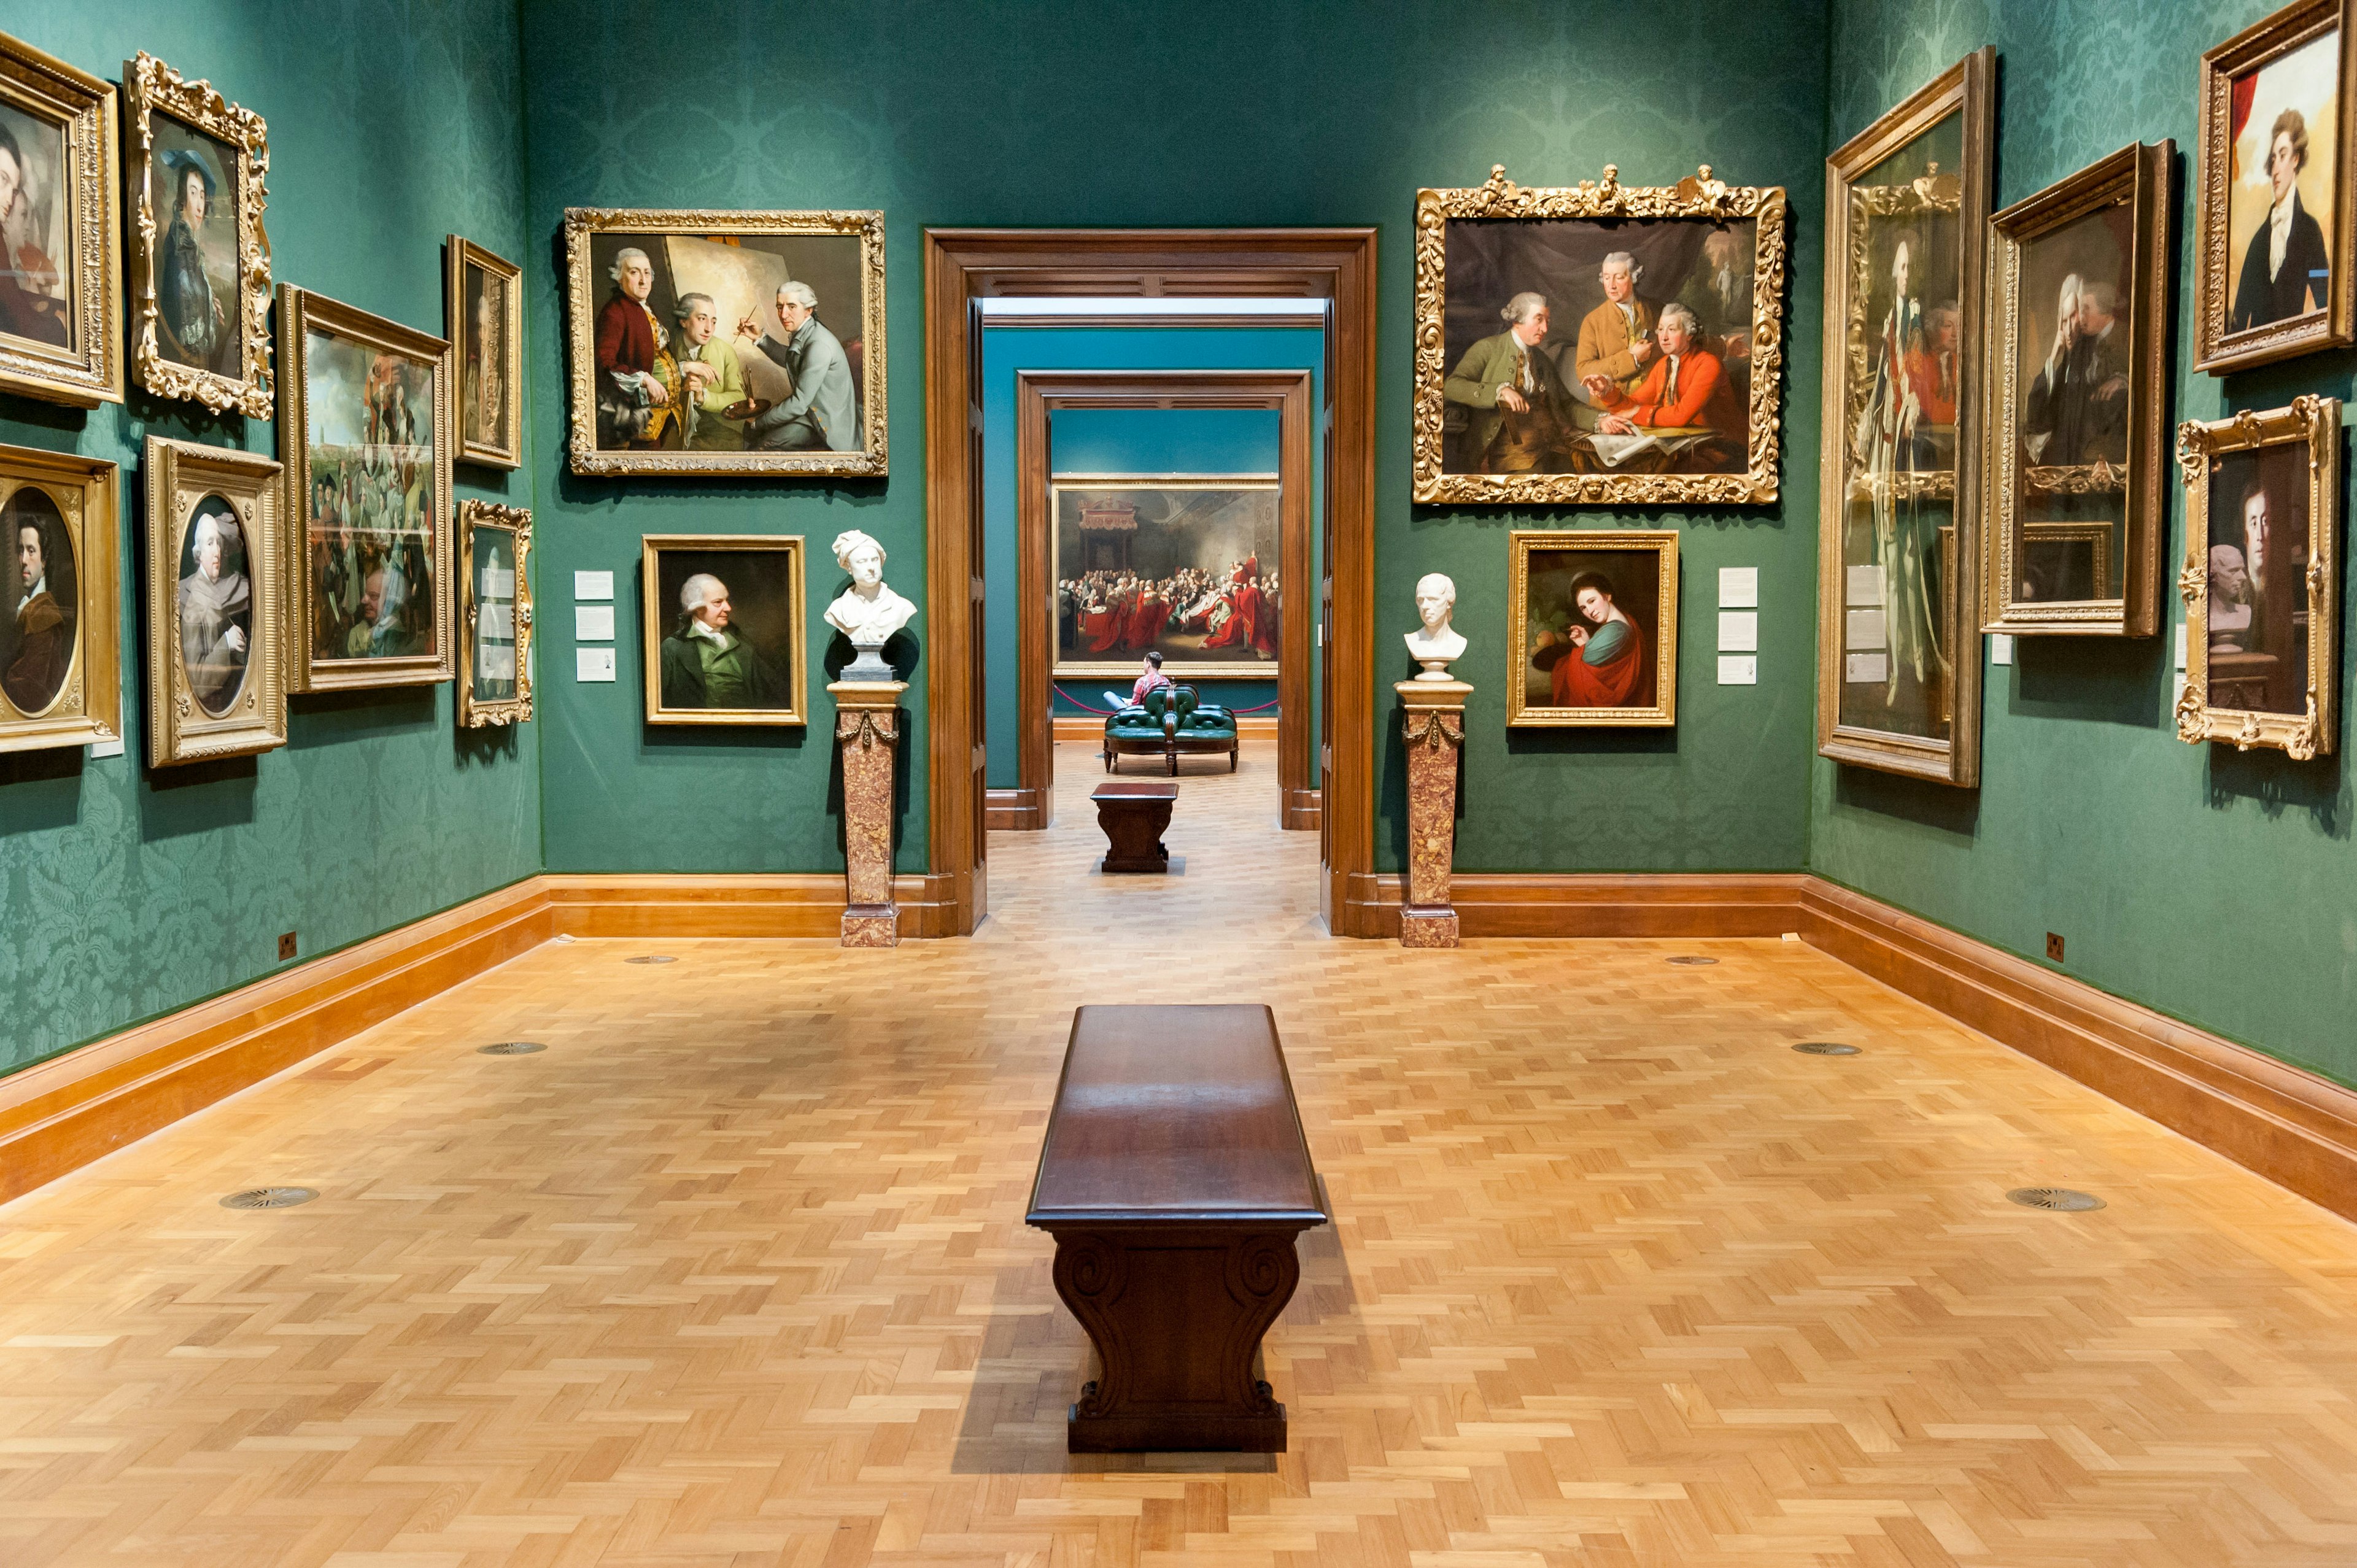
[1052,479,1282,676]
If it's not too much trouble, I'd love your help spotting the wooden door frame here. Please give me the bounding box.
[923,228,1377,937]
[1008,368,1316,832]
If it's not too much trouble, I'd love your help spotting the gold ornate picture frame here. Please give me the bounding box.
[640,534,808,727]
[1506,529,1679,728]
[447,236,522,470]
[2193,0,2357,374]
[563,208,886,478]
[2176,395,2341,758]
[1412,163,1787,506]
[122,51,270,415]
[457,500,531,728]
[144,436,282,767]
[277,282,453,693]
[0,32,120,407]
[0,442,119,755]
[1985,141,2173,638]
[1817,48,1993,788]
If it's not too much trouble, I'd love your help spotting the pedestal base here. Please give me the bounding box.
[1399,905,1461,949]
[842,906,898,947]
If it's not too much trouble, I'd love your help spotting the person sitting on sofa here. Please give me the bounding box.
[1104,650,1174,711]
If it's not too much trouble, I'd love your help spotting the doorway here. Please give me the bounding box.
[920,228,1379,938]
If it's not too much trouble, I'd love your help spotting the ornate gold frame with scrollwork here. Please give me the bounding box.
[0,34,119,407]
[1505,529,1679,728]
[563,207,886,478]
[122,51,271,416]
[446,236,523,471]
[1412,164,1786,506]
[2175,396,2341,758]
[277,282,453,693]
[0,442,118,755]
[144,436,283,767]
[2193,0,2357,374]
[639,534,808,726]
[1816,48,1993,789]
[1985,141,2173,638]
[457,500,532,728]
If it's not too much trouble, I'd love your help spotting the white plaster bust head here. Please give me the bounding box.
[1404,571,1466,680]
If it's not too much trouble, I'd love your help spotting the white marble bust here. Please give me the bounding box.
[1403,571,1466,681]
[824,529,916,679]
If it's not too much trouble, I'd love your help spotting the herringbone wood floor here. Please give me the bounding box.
[4,741,2355,1567]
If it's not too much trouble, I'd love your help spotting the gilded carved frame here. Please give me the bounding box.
[446,235,524,471]
[1505,528,1680,728]
[2175,395,2341,758]
[0,34,119,407]
[144,436,283,767]
[1816,48,1993,788]
[563,207,886,478]
[2193,0,2357,374]
[122,51,271,416]
[457,500,532,728]
[0,442,119,755]
[277,282,454,693]
[1412,163,1789,506]
[1985,141,2173,638]
[639,533,808,727]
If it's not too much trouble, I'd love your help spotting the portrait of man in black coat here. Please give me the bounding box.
[2229,107,2332,333]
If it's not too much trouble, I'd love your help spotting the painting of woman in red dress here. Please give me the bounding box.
[1533,571,1651,707]
[1516,535,1676,726]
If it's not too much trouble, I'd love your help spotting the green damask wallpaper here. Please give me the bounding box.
[522,0,1829,878]
[0,1,538,1077]
[1819,0,2357,1086]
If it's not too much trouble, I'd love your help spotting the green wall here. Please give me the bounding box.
[521,0,1830,879]
[1817,0,2357,1086]
[0,1,537,1078]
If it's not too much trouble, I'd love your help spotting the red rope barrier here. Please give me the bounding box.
[1054,685,1280,716]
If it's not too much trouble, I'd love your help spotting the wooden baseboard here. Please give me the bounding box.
[542,873,934,939]
[1052,715,1280,740]
[985,787,1049,831]
[1348,871,1811,940]
[1282,788,1321,832]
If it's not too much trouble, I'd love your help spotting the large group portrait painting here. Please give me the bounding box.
[301,331,439,667]
[1051,481,1281,678]
[1438,214,1760,481]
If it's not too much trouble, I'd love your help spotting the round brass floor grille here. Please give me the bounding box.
[478,1041,546,1056]
[625,955,676,965]
[1665,956,1717,966]
[220,1186,317,1210]
[2007,1187,2105,1212]
[1792,1041,1861,1056]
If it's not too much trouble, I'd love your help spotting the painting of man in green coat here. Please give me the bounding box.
[660,571,789,709]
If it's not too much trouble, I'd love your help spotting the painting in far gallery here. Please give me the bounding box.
[1412,163,1787,505]
[563,209,886,477]
[123,52,269,415]
[2197,0,2357,371]
[641,535,807,727]
[2178,396,2341,759]
[1052,480,1281,679]
[279,284,452,693]
[144,436,283,767]
[448,237,522,469]
[0,34,118,406]
[1818,50,1992,787]
[0,442,117,754]
[1507,530,1679,728]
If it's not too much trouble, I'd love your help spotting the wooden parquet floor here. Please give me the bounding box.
[4,741,2357,1567]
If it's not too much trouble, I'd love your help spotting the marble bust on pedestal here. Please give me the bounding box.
[1403,571,1467,681]
[824,528,917,681]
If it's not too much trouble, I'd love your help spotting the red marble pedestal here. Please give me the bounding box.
[1396,680,1469,948]
[830,681,905,947]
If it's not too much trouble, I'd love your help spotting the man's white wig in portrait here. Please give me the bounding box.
[1600,250,1641,278]
[608,245,650,282]
[1657,301,1701,338]
[832,528,883,571]
[779,280,818,312]
[1501,291,1547,325]
[679,572,726,615]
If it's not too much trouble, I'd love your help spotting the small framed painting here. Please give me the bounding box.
[1507,529,1679,728]
[122,50,271,415]
[640,534,807,726]
[2194,0,2357,373]
[0,31,121,407]
[144,436,283,767]
[278,283,452,692]
[458,501,531,728]
[447,236,522,469]
[2176,395,2341,758]
[0,442,119,754]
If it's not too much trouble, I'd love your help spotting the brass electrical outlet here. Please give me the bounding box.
[277,931,298,961]
[2045,932,2064,962]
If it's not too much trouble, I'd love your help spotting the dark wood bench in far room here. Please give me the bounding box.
[1089,779,1177,873]
[1026,1004,1328,1453]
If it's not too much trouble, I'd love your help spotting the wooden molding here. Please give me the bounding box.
[986,787,1048,831]
[1351,871,1813,940]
